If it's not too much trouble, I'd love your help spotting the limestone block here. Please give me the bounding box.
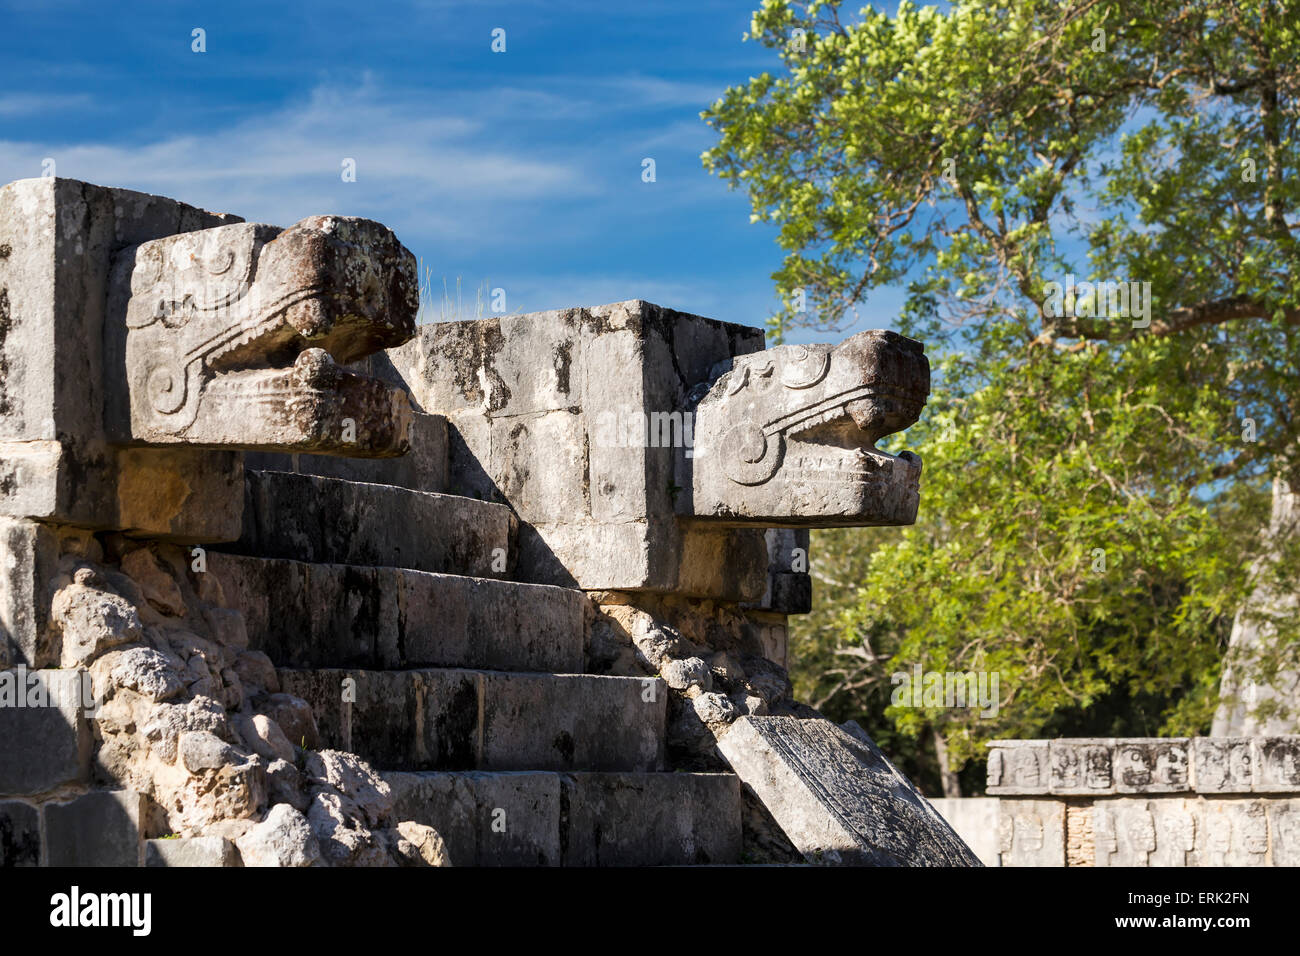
[0,517,67,667]
[769,573,812,615]
[1252,736,1300,792]
[716,715,980,866]
[1148,800,1201,867]
[514,520,659,591]
[490,408,588,525]
[385,771,561,866]
[998,799,1066,867]
[675,524,769,603]
[682,330,929,526]
[280,668,665,773]
[145,835,241,867]
[1093,799,1158,866]
[244,410,448,494]
[750,612,790,671]
[386,770,742,867]
[1267,799,1300,866]
[479,672,666,772]
[0,799,40,866]
[111,447,244,540]
[0,443,244,540]
[1113,738,1191,793]
[559,772,742,866]
[1047,739,1115,795]
[1192,737,1253,793]
[211,553,584,673]
[229,471,514,578]
[0,668,92,794]
[279,668,480,771]
[986,740,1050,795]
[44,790,144,866]
[1196,799,1269,866]
[929,797,1002,867]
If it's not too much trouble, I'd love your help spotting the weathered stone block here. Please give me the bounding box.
[1047,738,1115,794]
[44,790,143,866]
[0,668,92,794]
[998,799,1067,867]
[228,471,514,578]
[768,572,812,615]
[278,668,480,771]
[0,518,63,668]
[930,797,1001,867]
[675,524,770,603]
[1147,799,1201,867]
[145,835,241,867]
[1192,736,1253,793]
[244,410,448,494]
[387,770,562,866]
[1267,799,1300,866]
[559,771,742,866]
[0,799,40,866]
[281,668,665,773]
[986,740,1049,795]
[385,770,742,867]
[1113,738,1190,794]
[1093,798,1157,866]
[212,552,584,673]
[1196,799,1270,866]
[479,672,665,772]
[0,444,245,540]
[717,715,980,865]
[1252,736,1300,792]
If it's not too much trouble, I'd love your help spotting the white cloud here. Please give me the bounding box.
[0,73,736,250]
[0,80,595,241]
[0,93,93,116]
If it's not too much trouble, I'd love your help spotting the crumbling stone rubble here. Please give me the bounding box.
[53,542,448,866]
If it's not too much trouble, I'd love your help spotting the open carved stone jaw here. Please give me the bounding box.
[106,215,418,455]
[682,329,930,527]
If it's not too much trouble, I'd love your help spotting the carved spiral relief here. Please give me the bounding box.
[721,422,784,486]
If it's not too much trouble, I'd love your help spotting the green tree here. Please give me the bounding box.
[704,0,1300,793]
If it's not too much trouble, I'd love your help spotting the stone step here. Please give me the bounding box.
[208,552,586,673]
[221,471,516,578]
[384,770,742,866]
[279,668,666,773]
[244,410,450,495]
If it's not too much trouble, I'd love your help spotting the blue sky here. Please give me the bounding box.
[0,0,907,344]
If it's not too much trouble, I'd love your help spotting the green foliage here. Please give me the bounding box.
[706,0,1300,790]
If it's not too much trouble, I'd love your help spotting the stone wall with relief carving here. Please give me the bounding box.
[967,736,1300,866]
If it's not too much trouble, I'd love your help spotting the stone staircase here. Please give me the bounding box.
[0,180,974,868]
[213,467,744,866]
